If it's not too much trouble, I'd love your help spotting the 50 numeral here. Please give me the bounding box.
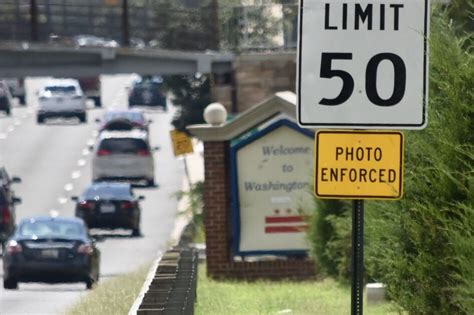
[319,52,406,107]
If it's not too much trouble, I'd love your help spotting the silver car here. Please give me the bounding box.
[91,130,155,186]
[36,79,87,124]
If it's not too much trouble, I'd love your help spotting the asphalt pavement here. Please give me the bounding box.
[0,75,186,314]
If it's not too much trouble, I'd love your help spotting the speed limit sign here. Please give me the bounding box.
[297,0,430,129]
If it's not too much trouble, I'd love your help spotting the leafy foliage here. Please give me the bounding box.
[307,9,473,315]
[175,181,205,243]
[164,74,212,132]
[308,200,352,282]
[365,11,473,315]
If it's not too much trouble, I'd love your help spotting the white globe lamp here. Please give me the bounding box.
[204,102,227,126]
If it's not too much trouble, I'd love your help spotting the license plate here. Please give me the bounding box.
[42,249,59,259]
[142,91,152,104]
[100,203,115,213]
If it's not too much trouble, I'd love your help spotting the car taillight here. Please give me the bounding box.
[77,244,93,255]
[120,201,134,209]
[6,240,22,255]
[97,149,112,156]
[136,149,150,156]
[1,207,11,224]
[79,201,95,210]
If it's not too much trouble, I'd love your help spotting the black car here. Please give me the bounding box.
[0,187,21,252]
[0,167,21,250]
[96,109,152,133]
[0,166,22,196]
[128,76,167,110]
[72,182,144,236]
[0,80,12,116]
[2,216,101,289]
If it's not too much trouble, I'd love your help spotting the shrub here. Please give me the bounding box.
[308,199,352,282]
[365,10,473,315]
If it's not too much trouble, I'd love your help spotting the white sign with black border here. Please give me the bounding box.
[297,0,430,129]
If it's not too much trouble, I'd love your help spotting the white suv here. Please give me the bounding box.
[37,79,87,124]
[91,130,155,186]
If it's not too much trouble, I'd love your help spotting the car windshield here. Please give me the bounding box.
[99,138,148,154]
[134,81,161,90]
[18,219,85,239]
[83,184,132,199]
[45,86,76,93]
[104,112,144,122]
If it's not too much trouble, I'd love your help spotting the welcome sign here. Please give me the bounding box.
[230,119,314,255]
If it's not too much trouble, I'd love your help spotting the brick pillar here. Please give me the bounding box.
[203,141,231,278]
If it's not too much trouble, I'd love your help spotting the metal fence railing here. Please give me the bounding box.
[0,0,298,52]
[132,247,198,314]
[220,4,298,51]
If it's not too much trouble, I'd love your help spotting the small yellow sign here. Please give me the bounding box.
[170,129,194,157]
[315,130,404,200]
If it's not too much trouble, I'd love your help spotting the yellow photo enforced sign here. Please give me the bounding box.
[315,130,404,200]
[170,129,194,157]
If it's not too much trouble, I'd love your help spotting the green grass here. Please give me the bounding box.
[66,263,151,315]
[196,264,402,315]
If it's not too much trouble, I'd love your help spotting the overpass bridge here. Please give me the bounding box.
[0,42,234,77]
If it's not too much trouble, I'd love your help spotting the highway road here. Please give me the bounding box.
[0,75,184,314]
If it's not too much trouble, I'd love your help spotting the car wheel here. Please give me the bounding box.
[36,114,44,124]
[78,113,87,123]
[18,96,26,105]
[147,179,155,187]
[5,107,11,116]
[3,277,18,290]
[86,277,95,290]
[93,97,101,107]
[131,227,141,237]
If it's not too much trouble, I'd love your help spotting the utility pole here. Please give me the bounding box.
[121,0,130,47]
[210,0,219,50]
[30,0,39,41]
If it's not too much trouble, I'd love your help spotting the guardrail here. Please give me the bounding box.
[132,247,198,315]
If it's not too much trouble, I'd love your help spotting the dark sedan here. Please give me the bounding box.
[128,76,167,110]
[72,182,144,236]
[2,216,100,290]
[96,109,152,132]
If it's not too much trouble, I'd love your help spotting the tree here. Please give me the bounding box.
[164,74,212,132]
[365,10,473,314]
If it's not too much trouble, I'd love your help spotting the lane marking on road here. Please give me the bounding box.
[71,170,81,180]
[87,138,95,147]
[92,130,98,137]
[7,126,14,132]
[49,209,60,216]
[82,148,90,156]
[58,197,68,204]
[64,183,74,192]
[14,119,21,126]
[77,159,87,167]
[0,133,7,139]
